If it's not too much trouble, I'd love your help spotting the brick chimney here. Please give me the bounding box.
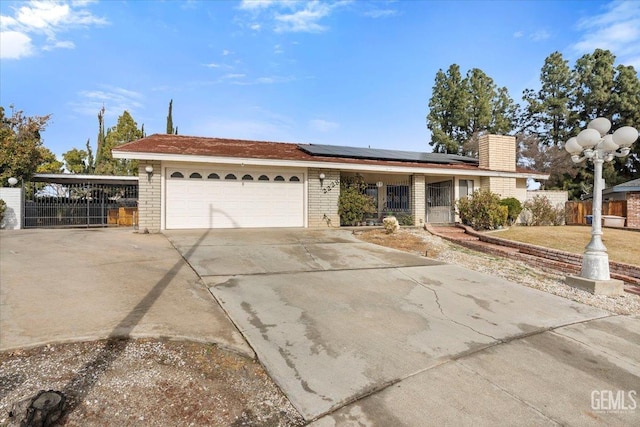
[478,134,516,171]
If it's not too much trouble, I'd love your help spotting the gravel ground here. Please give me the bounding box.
[357,228,640,315]
[2,227,637,427]
[0,339,304,427]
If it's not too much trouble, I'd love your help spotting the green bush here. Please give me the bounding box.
[0,199,5,224]
[395,212,414,226]
[522,195,564,226]
[338,176,376,226]
[499,197,523,225]
[456,189,507,230]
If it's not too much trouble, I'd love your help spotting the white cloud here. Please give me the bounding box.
[513,31,524,38]
[363,9,397,19]
[70,86,143,117]
[530,29,550,41]
[43,40,75,51]
[237,0,349,34]
[234,75,295,85]
[222,49,231,56]
[274,1,333,33]
[309,119,339,132]
[0,0,107,60]
[222,73,246,79]
[274,44,283,54]
[192,106,295,140]
[204,63,221,68]
[0,31,34,59]
[571,0,640,67]
[239,0,278,11]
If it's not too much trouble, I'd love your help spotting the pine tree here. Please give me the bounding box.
[166,99,177,134]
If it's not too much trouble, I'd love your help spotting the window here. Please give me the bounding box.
[386,185,410,212]
[274,175,285,182]
[459,179,474,198]
[258,175,269,181]
[207,173,220,180]
[170,172,184,178]
[189,172,202,179]
[242,174,254,181]
[289,176,300,182]
[225,174,237,180]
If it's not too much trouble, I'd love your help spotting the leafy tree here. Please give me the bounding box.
[63,147,90,174]
[94,111,142,175]
[0,105,57,184]
[37,147,64,173]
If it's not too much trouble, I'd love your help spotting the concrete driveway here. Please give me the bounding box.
[167,228,640,426]
[0,228,250,356]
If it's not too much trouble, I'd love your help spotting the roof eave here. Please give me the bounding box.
[112,150,547,179]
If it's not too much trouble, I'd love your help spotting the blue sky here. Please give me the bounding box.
[1,0,639,161]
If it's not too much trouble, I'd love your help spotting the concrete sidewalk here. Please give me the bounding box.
[167,229,640,426]
[0,229,251,357]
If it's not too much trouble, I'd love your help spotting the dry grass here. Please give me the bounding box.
[355,229,442,257]
[488,225,640,266]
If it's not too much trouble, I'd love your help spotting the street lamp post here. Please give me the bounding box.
[564,118,638,295]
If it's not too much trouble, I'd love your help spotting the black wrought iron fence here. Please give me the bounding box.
[24,181,138,228]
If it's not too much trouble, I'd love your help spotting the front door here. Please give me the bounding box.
[426,180,453,223]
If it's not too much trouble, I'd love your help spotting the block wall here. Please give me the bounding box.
[478,134,516,172]
[138,161,162,233]
[411,175,426,226]
[308,168,340,227]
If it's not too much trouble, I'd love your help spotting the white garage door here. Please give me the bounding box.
[165,169,305,229]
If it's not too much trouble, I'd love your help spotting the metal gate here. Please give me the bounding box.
[426,180,453,223]
[24,180,138,228]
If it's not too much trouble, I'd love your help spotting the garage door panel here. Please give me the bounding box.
[166,171,304,229]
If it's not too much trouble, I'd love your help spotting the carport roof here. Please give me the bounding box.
[113,134,544,176]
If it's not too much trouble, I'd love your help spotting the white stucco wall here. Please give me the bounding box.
[0,187,23,230]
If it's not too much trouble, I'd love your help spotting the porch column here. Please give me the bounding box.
[411,175,425,226]
[138,160,161,233]
[308,168,340,227]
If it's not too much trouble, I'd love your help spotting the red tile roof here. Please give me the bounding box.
[114,134,543,175]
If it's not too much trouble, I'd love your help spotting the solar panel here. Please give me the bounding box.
[298,144,478,165]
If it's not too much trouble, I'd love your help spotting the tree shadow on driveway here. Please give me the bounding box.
[36,230,212,421]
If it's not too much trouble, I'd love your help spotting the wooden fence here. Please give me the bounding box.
[565,200,627,225]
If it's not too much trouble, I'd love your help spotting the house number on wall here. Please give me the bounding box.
[322,179,340,194]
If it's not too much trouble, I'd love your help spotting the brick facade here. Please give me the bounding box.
[138,161,161,233]
[308,168,340,227]
[627,192,640,229]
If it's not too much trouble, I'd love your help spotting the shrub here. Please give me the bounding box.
[383,216,400,234]
[0,199,5,225]
[395,212,414,226]
[456,189,507,230]
[500,197,523,225]
[338,176,376,226]
[521,195,564,226]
